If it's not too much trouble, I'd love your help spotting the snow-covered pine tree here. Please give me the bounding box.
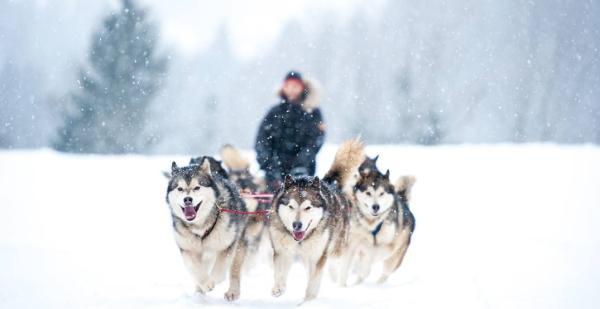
[54,0,167,153]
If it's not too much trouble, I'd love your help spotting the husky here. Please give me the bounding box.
[269,139,365,302]
[219,144,266,199]
[337,156,416,286]
[219,144,268,268]
[166,159,248,301]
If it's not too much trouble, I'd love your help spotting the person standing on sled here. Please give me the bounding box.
[255,71,325,191]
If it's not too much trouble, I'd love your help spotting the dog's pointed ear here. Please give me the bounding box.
[284,174,294,188]
[373,155,379,163]
[171,161,178,173]
[200,158,212,174]
[384,169,390,180]
[311,176,321,190]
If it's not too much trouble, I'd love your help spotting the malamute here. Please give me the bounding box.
[166,159,248,301]
[337,156,416,286]
[268,139,365,302]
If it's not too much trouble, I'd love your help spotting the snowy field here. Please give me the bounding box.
[0,145,599,308]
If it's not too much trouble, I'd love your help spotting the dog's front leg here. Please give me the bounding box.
[225,239,247,301]
[303,252,327,302]
[355,250,374,284]
[271,251,293,297]
[377,235,410,284]
[337,245,356,287]
[181,250,212,293]
[206,243,235,291]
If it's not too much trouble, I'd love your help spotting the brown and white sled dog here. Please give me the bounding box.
[269,139,364,302]
[166,159,248,301]
[219,144,268,267]
[336,156,416,286]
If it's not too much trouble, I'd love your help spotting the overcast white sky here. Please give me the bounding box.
[26,0,384,59]
[140,0,382,59]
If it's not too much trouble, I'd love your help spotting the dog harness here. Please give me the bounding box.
[215,193,274,215]
[371,221,384,245]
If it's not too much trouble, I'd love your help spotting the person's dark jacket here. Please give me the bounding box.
[255,80,324,178]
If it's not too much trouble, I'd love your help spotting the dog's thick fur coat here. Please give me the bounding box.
[166,159,248,301]
[269,139,365,302]
[337,156,416,286]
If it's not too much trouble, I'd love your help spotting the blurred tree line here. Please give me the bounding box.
[53,0,167,153]
[0,0,598,154]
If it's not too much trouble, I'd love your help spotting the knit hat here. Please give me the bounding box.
[284,70,303,82]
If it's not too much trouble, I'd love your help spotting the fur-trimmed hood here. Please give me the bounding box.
[278,78,320,113]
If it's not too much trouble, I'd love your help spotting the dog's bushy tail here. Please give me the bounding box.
[220,144,250,171]
[323,137,365,188]
[394,175,417,202]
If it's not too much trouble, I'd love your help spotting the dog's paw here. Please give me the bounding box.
[271,285,286,297]
[300,293,317,305]
[195,285,207,294]
[354,276,366,285]
[203,280,216,292]
[196,281,215,294]
[224,289,240,302]
[376,274,389,284]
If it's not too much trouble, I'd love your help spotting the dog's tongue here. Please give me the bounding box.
[183,204,197,220]
[292,231,305,241]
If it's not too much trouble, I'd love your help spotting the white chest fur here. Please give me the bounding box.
[174,216,236,253]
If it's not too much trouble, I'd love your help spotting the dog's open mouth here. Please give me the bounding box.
[181,201,201,221]
[292,221,311,241]
[292,231,305,241]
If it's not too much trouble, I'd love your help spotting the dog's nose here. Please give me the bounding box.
[292,221,303,231]
[183,196,193,204]
[372,204,380,212]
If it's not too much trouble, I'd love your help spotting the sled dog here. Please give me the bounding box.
[269,139,364,302]
[166,159,248,301]
[337,155,416,286]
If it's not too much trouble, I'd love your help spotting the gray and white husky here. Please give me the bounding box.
[337,155,416,286]
[166,159,248,301]
[268,139,365,302]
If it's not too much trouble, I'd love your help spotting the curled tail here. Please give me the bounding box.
[394,175,417,202]
[220,144,250,171]
[323,138,365,189]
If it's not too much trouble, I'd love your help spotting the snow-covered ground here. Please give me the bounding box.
[0,145,599,308]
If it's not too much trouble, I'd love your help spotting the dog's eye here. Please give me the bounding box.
[379,192,384,197]
[288,205,294,210]
[304,206,312,211]
[177,187,183,192]
[193,186,201,191]
[366,192,372,196]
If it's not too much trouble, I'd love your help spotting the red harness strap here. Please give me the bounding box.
[217,192,275,215]
[218,208,272,215]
